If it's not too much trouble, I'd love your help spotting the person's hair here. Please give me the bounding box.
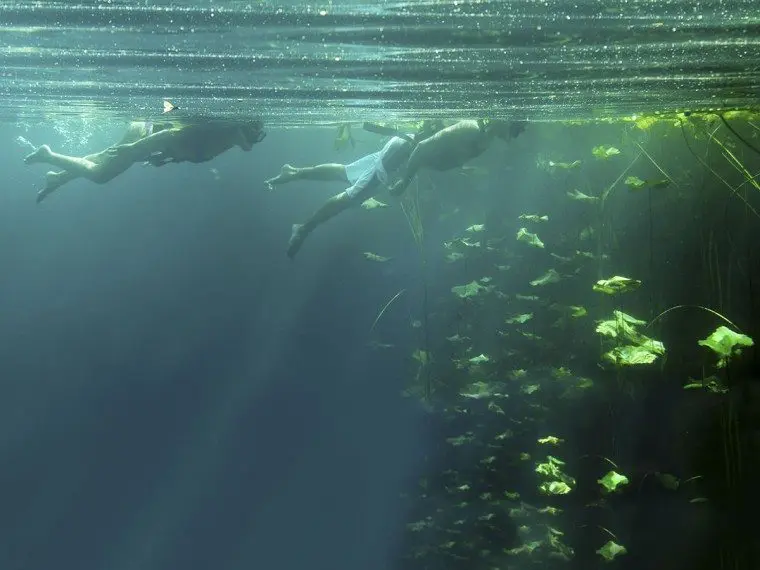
[417,119,445,141]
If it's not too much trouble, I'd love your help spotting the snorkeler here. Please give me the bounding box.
[265,121,443,259]
[387,119,525,197]
[24,119,266,203]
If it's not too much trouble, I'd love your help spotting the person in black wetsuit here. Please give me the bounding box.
[24,119,266,203]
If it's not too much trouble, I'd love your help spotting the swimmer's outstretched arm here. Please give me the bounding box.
[265,163,348,190]
[110,127,185,160]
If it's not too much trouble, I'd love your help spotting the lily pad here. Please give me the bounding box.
[598,470,630,493]
[530,269,562,287]
[596,541,627,562]
[516,227,545,248]
[698,326,754,368]
[593,276,642,295]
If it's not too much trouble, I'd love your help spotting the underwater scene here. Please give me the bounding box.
[1,1,760,569]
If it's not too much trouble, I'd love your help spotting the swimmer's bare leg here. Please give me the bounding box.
[24,145,100,178]
[266,163,348,190]
[287,191,354,259]
[36,170,77,203]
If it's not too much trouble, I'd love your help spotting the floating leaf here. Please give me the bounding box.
[597,541,627,562]
[363,252,391,262]
[698,326,754,368]
[361,197,388,209]
[445,252,464,263]
[592,145,621,159]
[465,224,485,233]
[530,269,562,287]
[516,227,545,248]
[593,276,642,295]
[460,381,499,399]
[598,470,630,493]
[567,189,600,204]
[506,313,533,324]
[521,384,540,394]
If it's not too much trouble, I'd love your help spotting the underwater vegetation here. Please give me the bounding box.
[362,111,760,570]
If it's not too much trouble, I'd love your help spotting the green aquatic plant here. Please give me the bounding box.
[519,213,549,222]
[506,313,534,324]
[597,540,627,562]
[624,175,670,191]
[451,280,490,299]
[592,145,621,159]
[530,268,562,287]
[698,326,754,368]
[360,197,388,209]
[465,223,485,233]
[596,310,665,366]
[567,188,600,204]
[593,276,642,294]
[362,252,391,262]
[516,227,545,248]
[333,123,355,151]
[598,470,630,493]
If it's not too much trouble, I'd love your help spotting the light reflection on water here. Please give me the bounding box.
[0,0,759,124]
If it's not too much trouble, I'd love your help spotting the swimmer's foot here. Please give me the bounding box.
[265,164,298,190]
[287,223,306,259]
[24,144,52,165]
[36,187,53,204]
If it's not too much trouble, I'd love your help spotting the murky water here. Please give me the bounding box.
[1,0,759,124]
